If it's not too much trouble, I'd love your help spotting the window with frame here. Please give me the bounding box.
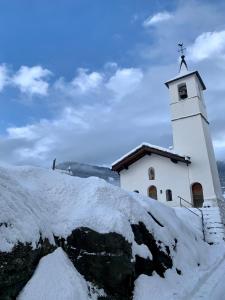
[148,167,155,180]
[166,189,173,201]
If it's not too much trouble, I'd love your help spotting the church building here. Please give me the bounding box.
[112,50,222,208]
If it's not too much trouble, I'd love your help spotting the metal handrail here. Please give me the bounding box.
[178,196,205,242]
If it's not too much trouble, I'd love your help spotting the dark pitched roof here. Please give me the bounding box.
[111,143,191,172]
[165,71,206,90]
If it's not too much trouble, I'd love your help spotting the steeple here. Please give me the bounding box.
[164,51,223,204]
[178,43,188,73]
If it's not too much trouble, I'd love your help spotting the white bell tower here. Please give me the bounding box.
[165,49,222,206]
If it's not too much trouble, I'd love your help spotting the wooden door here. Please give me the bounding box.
[148,186,158,200]
[192,183,204,208]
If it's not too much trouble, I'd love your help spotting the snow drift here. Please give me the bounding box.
[0,165,202,254]
[0,165,224,299]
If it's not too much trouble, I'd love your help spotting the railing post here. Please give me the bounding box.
[178,196,205,242]
[200,210,205,242]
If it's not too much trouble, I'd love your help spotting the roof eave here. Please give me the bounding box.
[165,71,206,90]
[111,145,191,172]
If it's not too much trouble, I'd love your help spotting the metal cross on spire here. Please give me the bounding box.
[178,43,188,72]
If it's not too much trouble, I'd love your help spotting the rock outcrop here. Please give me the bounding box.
[0,165,209,299]
[0,222,173,300]
[0,240,55,300]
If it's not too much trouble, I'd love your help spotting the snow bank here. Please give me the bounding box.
[0,164,204,257]
[1,164,225,299]
[18,248,89,300]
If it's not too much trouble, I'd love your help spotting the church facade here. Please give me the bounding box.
[112,62,222,208]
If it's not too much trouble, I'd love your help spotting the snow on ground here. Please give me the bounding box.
[1,164,225,299]
[185,250,225,300]
[18,248,90,300]
[133,244,225,300]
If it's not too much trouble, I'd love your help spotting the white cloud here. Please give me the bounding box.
[0,64,9,91]
[7,125,39,141]
[4,104,93,163]
[54,66,143,103]
[188,30,225,62]
[106,68,143,99]
[1,31,225,166]
[14,137,54,161]
[0,64,169,165]
[13,65,52,96]
[71,68,103,93]
[143,11,172,27]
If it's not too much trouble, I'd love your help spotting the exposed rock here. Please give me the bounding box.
[0,222,175,300]
[64,227,134,300]
[131,222,173,278]
[0,239,55,300]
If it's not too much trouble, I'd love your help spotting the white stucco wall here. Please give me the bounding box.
[169,73,222,203]
[169,75,208,121]
[118,70,222,208]
[120,154,191,207]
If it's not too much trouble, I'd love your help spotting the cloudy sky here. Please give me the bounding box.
[0,0,225,167]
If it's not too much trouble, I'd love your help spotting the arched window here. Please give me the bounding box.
[178,83,188,100]
[192,182,204,208]
[148,185,158,200]
[166,189,173,201]
[148,167,155,180]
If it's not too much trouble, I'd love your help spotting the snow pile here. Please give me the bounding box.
[18,248,89,300]
[1,164,225,299]
[1,164,203,257]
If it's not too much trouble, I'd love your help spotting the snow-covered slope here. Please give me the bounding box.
[0,164,225,300]
[0,165,205,255]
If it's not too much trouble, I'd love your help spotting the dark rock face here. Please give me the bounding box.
[62,223,173,299]
[131,222,173,278]
[0,221,174,300]
[64,227,134,300]
[0,239,55,300]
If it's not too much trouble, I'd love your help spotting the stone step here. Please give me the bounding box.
[201,206,225,244]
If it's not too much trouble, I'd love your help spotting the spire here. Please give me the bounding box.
[178,43,188,73]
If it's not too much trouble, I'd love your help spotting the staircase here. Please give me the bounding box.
[201,204,225,244]
[178,196,225,244]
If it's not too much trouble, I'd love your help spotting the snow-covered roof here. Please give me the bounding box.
[165,70,206,90]
[111,142,191,172]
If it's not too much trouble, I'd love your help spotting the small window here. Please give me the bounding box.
[166,189,173,201]
[148,185,158,200]
[134,190,139,193]
[148,167,155,180]
[178,83,188,100]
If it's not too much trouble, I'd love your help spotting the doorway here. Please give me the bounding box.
[148,185,158,200]
[192,183,204,207]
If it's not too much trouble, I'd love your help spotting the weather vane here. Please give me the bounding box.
[178,43,188,72]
